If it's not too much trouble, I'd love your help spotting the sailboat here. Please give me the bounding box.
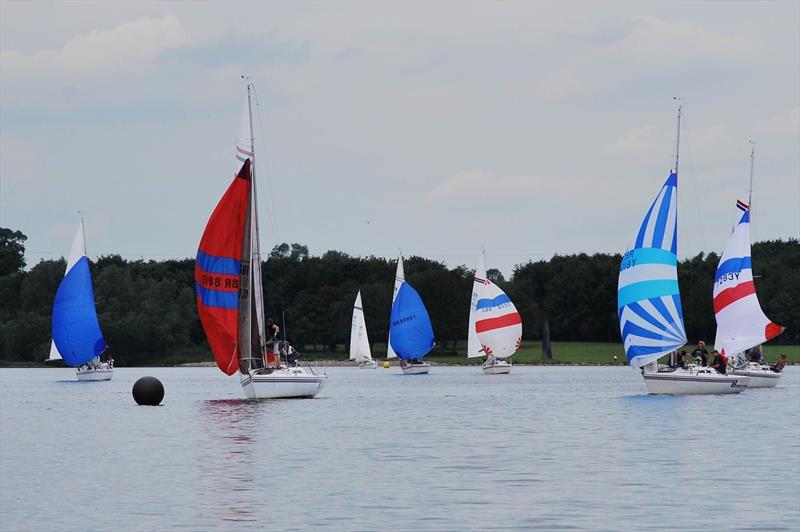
[350,290,377,368]
[714,144,785,388]
[468,251,522,374]
[195,80,326,399]
[617,105,749,394]
[390,281,434,374]
[50,219,113,381]
[386,255,405,362]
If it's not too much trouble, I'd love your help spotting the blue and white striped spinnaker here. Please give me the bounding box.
[617,172,687,368]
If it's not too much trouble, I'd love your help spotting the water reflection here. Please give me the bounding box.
[198,399,270,523]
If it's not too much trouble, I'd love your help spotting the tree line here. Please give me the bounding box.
[1,227,798,365]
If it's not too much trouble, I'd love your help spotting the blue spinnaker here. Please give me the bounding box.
[52,256,106,367]
[389,282,435,360]
[617,172,686,368]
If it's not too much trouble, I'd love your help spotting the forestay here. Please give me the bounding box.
[51,221,106,367]
[386,256,405,359]
[389,282,434,360]
[617,172,687,368]
[350,290,373,364]
[713,204,783,355]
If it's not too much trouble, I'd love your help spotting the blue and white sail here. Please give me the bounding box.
[617,172,687,368]
[389,282,434,360]
[386,256,405,359]
[51,221,107,367]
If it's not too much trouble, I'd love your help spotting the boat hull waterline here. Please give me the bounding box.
[76,368,113,381]
[401,362,431,375]
[731,363,781,388]
[483,360,512,375]
[241,368,327,399]
[642,370,749,395]
[358,361,378,369]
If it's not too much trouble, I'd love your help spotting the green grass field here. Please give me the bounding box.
[300,340,800,365]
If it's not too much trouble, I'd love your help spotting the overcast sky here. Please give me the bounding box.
[2,1,798,276]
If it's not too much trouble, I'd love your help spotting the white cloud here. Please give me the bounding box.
[601,16,752,65]
[754,106,800,137]
[1,15,190,81]
[425,170,580,205]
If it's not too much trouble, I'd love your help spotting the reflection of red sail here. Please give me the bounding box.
[195,160,250,375]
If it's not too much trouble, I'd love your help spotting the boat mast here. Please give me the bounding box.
[748,140,755,209]
[673,98,683,175]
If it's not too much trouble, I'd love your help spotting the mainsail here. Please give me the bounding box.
[195,159,251,375]
[389,282,434,360]
[617,171,687,368]
[51,221,106,367]
[467,252,486,358]
[386,256,405,359]
[713,204,783,355]
[350,290,373,364]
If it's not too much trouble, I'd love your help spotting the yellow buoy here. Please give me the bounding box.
[383,361,390,368]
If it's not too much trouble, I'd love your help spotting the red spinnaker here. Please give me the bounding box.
[195,160,250,375]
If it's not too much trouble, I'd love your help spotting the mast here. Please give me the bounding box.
[748,140,755,208]
[673,98,683,175]
[245,80,267,366]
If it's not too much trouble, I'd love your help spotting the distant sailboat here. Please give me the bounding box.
[714,145,784,388]
[617,104,748,394]
[386,255,405,360]
[390,282,434,374]
[195,80,326,399]
[350,290,377,369]
[50,219,112,381]
[468,251,522,374]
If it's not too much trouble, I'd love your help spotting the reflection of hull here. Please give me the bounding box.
[643,367,748,395]
[400,362,430,375]
[76,366,113,381]
[357,360,378,369]
[241,367,327,399]
[483,359,511,375]
[731,363,781,388]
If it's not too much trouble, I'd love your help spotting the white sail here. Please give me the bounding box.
[46,222,86,361]
[238,91,267,353]
[386,255,404,359]
[350,291,373,363]
[713,206,783,356]
[467,252,487,358]
[474,267,522,359]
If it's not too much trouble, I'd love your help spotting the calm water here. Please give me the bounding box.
[1,366,798,531]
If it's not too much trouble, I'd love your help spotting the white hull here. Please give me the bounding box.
[241,367,327,399]
[731,363,781,388]
[357,360,378,369]
[643,366,748,395]
[76,368,113,381]
[401,362,431,375]
[483,360,512,375]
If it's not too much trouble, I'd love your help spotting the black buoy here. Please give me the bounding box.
[132,376,164,406]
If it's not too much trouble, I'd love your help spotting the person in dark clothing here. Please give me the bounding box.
[771,354,787,373]
[692,341,709,366]
[672,350,687,369]
[710,350,727,374]
[748,345,763,363]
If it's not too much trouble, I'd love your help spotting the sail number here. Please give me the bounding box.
[715,271,740,286]
[199,273,239,290]
[620,250,636,271]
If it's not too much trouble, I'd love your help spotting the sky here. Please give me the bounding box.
[2,1,798,276]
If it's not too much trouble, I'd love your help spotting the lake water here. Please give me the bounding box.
[1,366,798,531]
